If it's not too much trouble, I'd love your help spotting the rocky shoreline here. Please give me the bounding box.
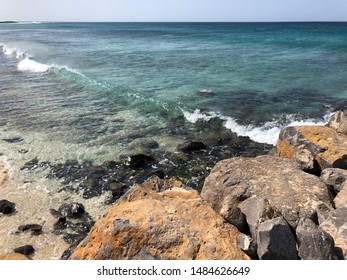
[1,110,346,260]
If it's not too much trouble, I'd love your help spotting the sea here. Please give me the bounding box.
[0,22,346,259]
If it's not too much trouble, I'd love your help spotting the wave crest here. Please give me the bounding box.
[182,109,330,145]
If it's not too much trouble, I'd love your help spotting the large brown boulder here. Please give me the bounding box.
[0,253,29,260]
[70,178,249,260]
[327,110,347,135]
[276,125,347,172]
[201,155,331,229]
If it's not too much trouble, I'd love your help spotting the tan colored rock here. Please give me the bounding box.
[276,125,347,172]
[0,253,29,260]
[201,155,331,229]
[327,110,347,135]
[70,179,249,260]
[320,207,347,259]
[334,182,347,208]
[0,162,9,188]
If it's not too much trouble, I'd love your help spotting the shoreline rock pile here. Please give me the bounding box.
[69,110,347,260]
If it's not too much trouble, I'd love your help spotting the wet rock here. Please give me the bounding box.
[319,207,347,259]
[277,125,347,172]
[257,217,298,260]
[0,199,16,215]
[147,170,165,179]
[20,157,39,171]
[53,217,67,232]
[70,181,249,260]
[18,224,43,236]
[177,141,206,153]
[2,136,23,143]
[201,155,331,229]
[13,245,35,256]
[124,154,155,169]
[58,203,85,218]
[327,110,347,135]
[0,121,7,127]
[296,218,339,260]
[320,168,347,195]
[197,89,215,96]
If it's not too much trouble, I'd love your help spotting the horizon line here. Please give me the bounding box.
[2,20,347,23]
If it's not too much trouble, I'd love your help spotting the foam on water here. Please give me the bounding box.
[183,109,331,145]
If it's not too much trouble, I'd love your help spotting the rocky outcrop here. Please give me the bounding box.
[276,125,347,173]
[327,110,347,135]
[70,178,249,260]
[201,155,331,230]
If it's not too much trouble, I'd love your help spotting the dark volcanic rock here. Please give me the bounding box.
[13,245,35,256]
[178,141,206,153]
[0,199,16,215]
[125,154,155,169]
[257,217,298,260]
[2,136,23,143]
[58,203,85,218]
[296,218,339,260]
[18,224,43,236]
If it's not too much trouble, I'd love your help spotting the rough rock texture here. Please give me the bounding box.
[319,207,347,259]
[70,179,249,260]
[257,217,298,260]
[327,110,347,135]
[201,155,331,229]
[0,253,29,260]
[296,218,338,260]
[276,126,347,172]
[237,233,257,259]
[320,168,347,194]
[334,182,347,208]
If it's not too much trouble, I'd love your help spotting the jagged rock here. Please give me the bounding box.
[13,245,35,256]
[319,207,347,259]
[334,182,347,208]
[316,202,334,225]
[58,203,85,218]
[201,155,331,229]
[257,217,298,260]
[17,224,43,236]
[237,233,257,259]
[177,141,206,153]
[0,253,29,260]
[320,168,347,194]
[296,218,338,260]
[70,180,249,260]
[327,110,347,135]
[276,125,347,172]
[0,199,16,215]
[239,196,281,239]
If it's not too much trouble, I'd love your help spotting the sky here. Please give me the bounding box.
[1,0,347,22]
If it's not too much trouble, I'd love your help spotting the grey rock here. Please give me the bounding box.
[237,233,257,259]
[257,217,298,260]
[327,110,347,135]
[296,218,339,260]
[320,168,347,194]
[201,155,331,229]
[316,202,334,225]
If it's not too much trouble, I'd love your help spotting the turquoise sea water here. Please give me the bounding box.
[0,22,346,157]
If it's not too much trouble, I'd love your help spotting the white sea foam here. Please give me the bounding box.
[1,44,26,59]
[183,109,331,145]
[17,57,52,72]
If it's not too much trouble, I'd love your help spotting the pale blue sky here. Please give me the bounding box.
[1,0,347,22]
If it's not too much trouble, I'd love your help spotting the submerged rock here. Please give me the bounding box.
[177,141,206,153]
[124,154,155,169]
[2,136,23,143]
[0,199,16,215]
[17,224,43,236]
[13,245,35,256]
[58,203,85,218]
